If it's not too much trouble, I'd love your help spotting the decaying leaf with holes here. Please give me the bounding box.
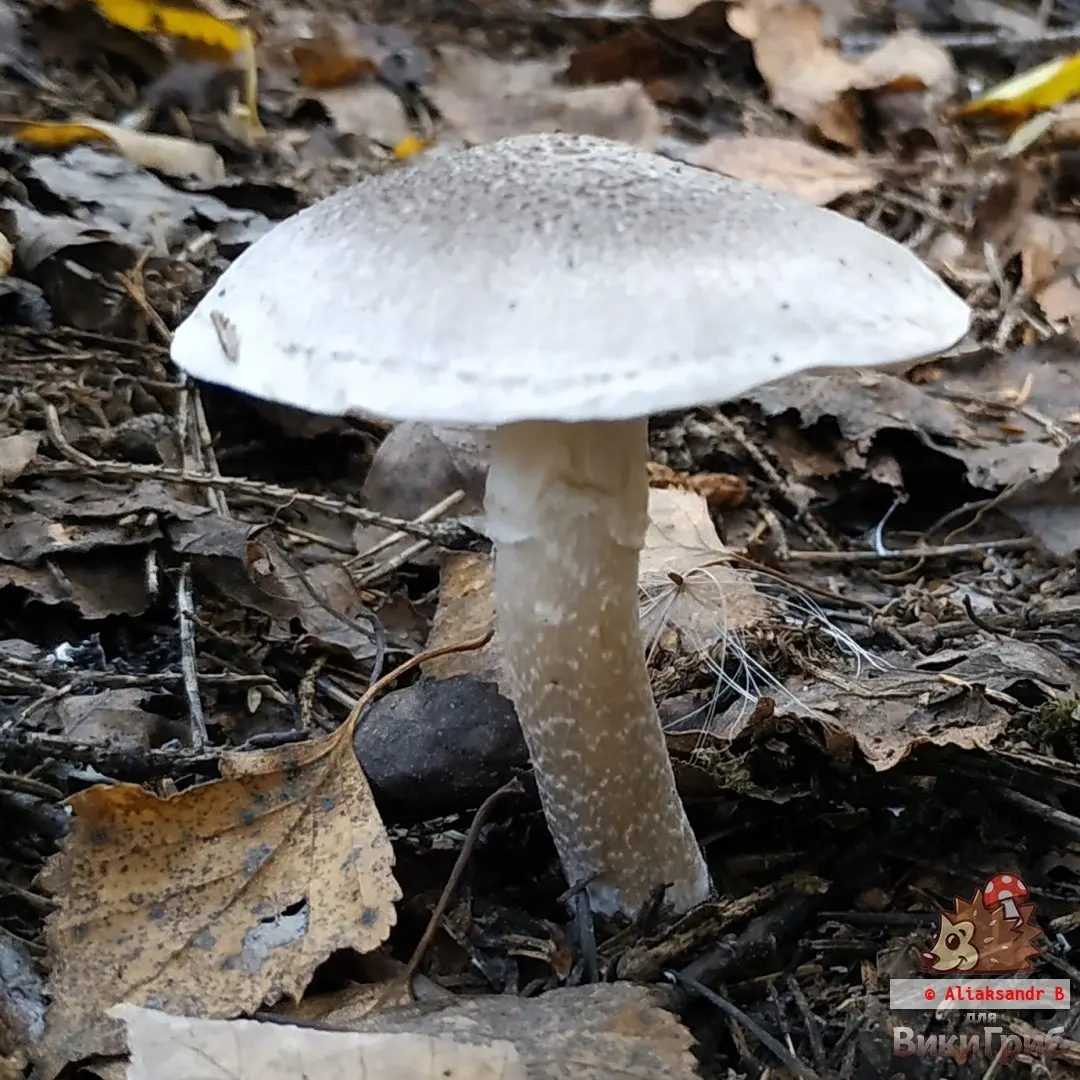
[34,725,400,1080]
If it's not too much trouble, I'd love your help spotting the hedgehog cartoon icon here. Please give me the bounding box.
[922,873,1045,975]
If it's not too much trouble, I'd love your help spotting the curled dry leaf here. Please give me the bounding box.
[35,727,400,1080]
[112,1005,524,1080]
[690,135,879,205]
[1019,214,1080,333]
[6,119,225,182]
[728,0,956,148]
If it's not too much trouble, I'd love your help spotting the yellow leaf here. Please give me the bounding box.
[5,118,225,181]
[91,0,247,53]
[392,134,429,159]
[9,121,112,149]
[959,52,1080,121]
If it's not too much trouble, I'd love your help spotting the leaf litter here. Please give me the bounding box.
[5,0,1080,1077]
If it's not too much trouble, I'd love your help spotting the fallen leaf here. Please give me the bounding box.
[312,82,413,146]
[169,517,380,661]
[958,51,1080,123]
[53,689,185,751]
[5,118,225,182]
[0,432,40,486]
[1019,213,1080,331]
[113,1005,524,1080]
[728,1,956,148]
[758,639,1077,769]
[690,135,879,205]
[424,489,767,687]
[740,368,1065,495]
[423,553,503,686]
[337,983,701,1080]
[728,0,865,146]
[647,461,749,507]
[35,724,400,1079]
[429,46,662,148]
[1003,437,1080,554]
[639,487,766,653]
[0,555,154,619]
[92,0,248,57]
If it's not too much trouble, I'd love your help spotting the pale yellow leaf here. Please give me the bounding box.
[111,1006,525,1080]
[35,729,400,1080]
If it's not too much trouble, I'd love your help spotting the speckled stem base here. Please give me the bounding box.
[484,418,712,917]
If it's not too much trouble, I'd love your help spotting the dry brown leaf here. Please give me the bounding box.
[769,639,1075,769]
[690,135,879,205]
[112,1005,524,1080]
[336,982,702,1080]
[425,489,765,683]
[1019,214,1080,332]
[728,1,955,148]
[0,431,40,486]
[429,46,662,148]
[647,461,749,507]
[423,553,503,686]
[35,727,400,1080]
[728,0,864,146]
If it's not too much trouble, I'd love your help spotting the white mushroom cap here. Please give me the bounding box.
[171,133,970,426]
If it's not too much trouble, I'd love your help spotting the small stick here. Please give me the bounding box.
[177,563,208,750]
[380,775,525,1005]
[780,538,1032,563]
[347,490,466,566]
[667,972,822,1080]
[40,406,479,550]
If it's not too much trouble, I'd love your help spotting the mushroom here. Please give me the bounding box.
[170,133,971,918]
[983,873,1029,921]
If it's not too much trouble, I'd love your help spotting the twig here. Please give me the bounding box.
[710,409,837,551]
[667,972,822,1080]
[347,490,466,567]
[40,404,481,550]
[176,563,208,750]
[382,775,525,1005]
[780,538,1032,563]
[843,24,1080,53]
[786,975,827,1074]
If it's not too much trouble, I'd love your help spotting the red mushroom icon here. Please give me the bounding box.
[983,873,1029,922]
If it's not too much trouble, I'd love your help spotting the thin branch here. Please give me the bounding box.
[177,562,208,751]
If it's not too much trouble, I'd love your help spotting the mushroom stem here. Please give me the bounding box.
[485,418,712,917]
